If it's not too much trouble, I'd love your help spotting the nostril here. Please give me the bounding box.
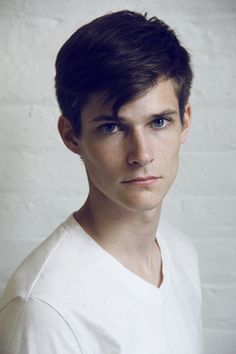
[129,160,140,165]
[127,153,154,166]
[126,132,153,166]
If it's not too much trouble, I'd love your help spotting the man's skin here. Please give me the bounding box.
[58,78,191,288]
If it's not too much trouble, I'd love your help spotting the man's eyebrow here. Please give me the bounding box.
[90,114,120,123]
[89,109,178,123]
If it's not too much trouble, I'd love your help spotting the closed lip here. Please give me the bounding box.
[122,176,159,183]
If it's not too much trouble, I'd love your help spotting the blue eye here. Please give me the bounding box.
[152,117,169,129]
[99,123,121,134]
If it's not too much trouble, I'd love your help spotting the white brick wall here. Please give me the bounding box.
[0,0,235,353]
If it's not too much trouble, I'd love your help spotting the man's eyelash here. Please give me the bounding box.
[97,117,173,134]
[97,122,122,133]
[152,117,172,129]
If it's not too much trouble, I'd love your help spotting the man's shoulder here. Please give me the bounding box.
[158,221,198,261]
[0,215,76,309]
[158,221,201,299]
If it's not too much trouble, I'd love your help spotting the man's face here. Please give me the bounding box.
[71,79,191,212]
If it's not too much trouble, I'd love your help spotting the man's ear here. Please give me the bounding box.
[57,116,81,155]
[180,104,192,144]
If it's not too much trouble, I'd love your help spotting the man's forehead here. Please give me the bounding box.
[87,92,115,112]
[83,79,179,121]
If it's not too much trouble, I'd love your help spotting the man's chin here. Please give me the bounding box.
[118,196,163,213]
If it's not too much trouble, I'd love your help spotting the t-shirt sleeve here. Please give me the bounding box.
[0,296,83,354]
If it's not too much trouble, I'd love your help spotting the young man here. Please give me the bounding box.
[0,10,203,354]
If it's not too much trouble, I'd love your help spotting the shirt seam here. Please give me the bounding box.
[33,296,84,353]
[26,225,68,297]
[1,295,84,354]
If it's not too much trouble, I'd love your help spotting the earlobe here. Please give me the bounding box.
[180,104,192,144]
[57,116,81,154]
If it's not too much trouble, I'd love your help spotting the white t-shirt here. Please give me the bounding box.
[0,215,203,354]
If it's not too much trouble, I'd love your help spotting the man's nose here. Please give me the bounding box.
[127,130,154,167]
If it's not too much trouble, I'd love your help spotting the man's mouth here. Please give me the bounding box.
[122,176,161,185]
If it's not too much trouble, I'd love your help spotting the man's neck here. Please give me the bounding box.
[73,192,163,285]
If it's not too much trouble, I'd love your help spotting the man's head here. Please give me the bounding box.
[55,10,193,136]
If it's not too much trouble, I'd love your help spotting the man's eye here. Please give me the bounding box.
[99,123,121,134]
[152,117,169,129]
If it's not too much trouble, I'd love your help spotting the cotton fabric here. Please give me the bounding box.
[0,215,203,354]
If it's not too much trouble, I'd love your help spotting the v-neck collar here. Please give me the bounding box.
[64,214,171,305]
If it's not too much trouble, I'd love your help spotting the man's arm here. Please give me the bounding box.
[0,296,83,354]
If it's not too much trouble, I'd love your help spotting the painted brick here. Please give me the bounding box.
[196,239,236,285]
[0,1,236,353]
[0,193,87,239]
[204,329,236,354]
[202,284,236,329]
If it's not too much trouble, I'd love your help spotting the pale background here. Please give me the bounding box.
[0,0,235,353]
